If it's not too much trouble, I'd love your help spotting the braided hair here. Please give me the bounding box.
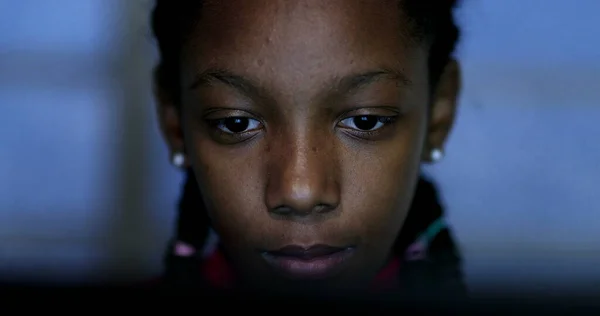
[151,0,465,296]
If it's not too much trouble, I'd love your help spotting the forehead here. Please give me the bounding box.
[181,0,425,91]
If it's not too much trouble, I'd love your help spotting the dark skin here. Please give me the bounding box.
[156,0,460,293]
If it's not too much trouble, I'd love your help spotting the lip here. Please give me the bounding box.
[261,244,356,280]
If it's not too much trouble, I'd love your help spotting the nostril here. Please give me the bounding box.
[314,203,336,214]
[269,203,336,216]
[271,205,293,216]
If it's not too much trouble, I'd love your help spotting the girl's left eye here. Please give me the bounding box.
[338,115,394,131]
[214,117,262,134]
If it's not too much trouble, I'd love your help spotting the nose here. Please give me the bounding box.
[265,138,340,218]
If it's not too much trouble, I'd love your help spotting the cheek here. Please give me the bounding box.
[341,111,426,249]
[186,133,269,245]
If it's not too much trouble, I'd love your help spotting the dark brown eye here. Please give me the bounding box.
[214,117,262,134]
[339,115,390,131]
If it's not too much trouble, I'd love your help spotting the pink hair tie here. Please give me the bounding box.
[174,241,196,257]
[404,218,447,261]
[405,240,428,261]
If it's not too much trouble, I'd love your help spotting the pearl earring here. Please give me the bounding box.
[171,152,186,168]
[430,148,444,163]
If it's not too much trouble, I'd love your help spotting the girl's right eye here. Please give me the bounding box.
[212,117,263,134]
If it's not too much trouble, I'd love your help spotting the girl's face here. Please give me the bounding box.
[158,0,459,293]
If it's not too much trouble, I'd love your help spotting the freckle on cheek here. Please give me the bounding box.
[312,146,317,152]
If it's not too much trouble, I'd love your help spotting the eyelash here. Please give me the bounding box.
[337,115,398,137]
[207,117,264,142]
[207,114,398,142]
[212,117,262,133]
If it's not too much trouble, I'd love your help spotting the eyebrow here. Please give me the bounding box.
[334,68,412,94]
[188,67,412,97]
[189,68,265,98]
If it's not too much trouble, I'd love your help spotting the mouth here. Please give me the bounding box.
[260,244,356,280]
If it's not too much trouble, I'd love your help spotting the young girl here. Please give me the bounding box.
[151,0,465,299]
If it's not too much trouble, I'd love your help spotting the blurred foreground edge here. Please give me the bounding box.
[1,280,600,314]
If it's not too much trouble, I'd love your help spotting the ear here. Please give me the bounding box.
[153,76,190,168]
[422,59,461,163]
